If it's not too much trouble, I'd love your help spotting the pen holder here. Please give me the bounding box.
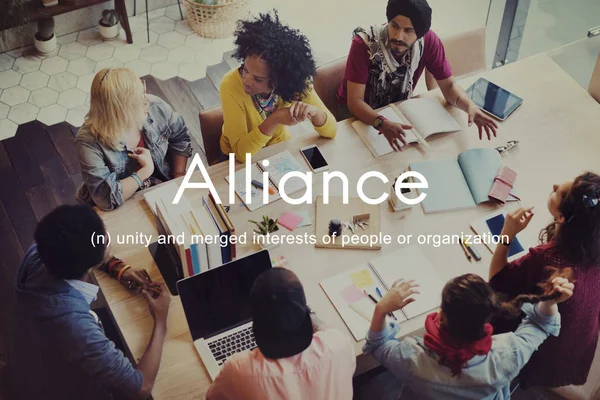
[389,173,418,212]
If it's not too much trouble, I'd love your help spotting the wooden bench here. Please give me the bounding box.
[7,0,133,44]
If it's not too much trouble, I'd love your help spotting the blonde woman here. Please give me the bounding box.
[76,68,192,211]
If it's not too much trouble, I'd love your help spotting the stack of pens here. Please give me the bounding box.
[459,239,481,262]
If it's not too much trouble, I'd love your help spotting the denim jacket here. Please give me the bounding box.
[75,94,192,211]
[363,304,561,400]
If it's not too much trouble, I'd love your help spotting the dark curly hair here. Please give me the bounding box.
[233,11,316,103]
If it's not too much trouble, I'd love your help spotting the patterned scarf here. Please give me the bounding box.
[251,90,279,120]
[355,24,424,109]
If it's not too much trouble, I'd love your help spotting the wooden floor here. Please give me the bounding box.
[0,62,232,364]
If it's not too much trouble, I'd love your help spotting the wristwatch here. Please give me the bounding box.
[373,116,386,131]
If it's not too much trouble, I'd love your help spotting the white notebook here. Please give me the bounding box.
[352,98,461,158]
[226,150,307,211]
[320,246,446,341]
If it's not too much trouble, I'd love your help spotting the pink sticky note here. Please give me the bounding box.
[278,211,304,231]
[340,284,368,304]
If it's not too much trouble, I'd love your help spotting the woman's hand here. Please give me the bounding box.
[129,147,155,178]
[120,267,159,293]
[501,207,534,240]
[376,279,420,315]
[290,101,318,122]
[274,107,300,126]
[538,277,574,316]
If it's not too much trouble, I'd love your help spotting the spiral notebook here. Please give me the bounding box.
[226,150,307,211]
[320,246,445,341]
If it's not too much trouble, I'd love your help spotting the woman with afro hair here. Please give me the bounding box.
[219,12,336,162]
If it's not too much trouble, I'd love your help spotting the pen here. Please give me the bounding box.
[462,239,482,261]
[375,287,383,298]
[458,240,472,262]
[364,290,397,321]
[251,179,276,195]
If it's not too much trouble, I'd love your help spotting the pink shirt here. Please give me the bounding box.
[206,329,356,400]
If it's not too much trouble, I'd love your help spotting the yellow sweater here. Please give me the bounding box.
[219,68,337,162]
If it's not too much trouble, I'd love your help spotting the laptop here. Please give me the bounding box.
[177,249,272,380]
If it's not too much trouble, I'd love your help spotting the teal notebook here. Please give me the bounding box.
[410,148,517,213]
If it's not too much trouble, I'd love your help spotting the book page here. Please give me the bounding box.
[351,106,419,158]
[225,164,280,211]
[262,150,307,196]
[398,98,460,139]
[371,246,445,320]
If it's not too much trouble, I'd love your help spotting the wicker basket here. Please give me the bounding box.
[183,0,248,39]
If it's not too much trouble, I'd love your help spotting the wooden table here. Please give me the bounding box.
[95,53,600,399]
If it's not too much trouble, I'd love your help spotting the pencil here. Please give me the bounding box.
[462,239,482,261]
[459,239,472,261]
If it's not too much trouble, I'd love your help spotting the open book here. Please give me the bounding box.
[226,150,307,211]
[352,98,461,158]
[320,246,445,341]
[410,148,518,213]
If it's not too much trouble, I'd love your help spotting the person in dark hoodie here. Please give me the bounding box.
[5,204,170,400]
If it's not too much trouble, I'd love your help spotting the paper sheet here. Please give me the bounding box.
[350,269,375,288]
[340,284,368,304]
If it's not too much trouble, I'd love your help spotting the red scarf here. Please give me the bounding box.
[423,312,493,376]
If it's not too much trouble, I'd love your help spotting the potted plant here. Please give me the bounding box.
[249,215,279,235]
[98,9,119,40]
[34,18,56,55]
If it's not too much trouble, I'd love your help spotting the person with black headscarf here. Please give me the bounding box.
[337,0,498,152]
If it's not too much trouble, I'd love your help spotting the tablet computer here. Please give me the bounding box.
[466,78,523,121]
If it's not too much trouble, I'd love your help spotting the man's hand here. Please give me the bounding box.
[120,267,156,291]
[468,105,498,140]
[379,121,413,152]
[141,283,170,325]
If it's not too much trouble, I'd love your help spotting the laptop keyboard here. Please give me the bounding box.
[208,326,257,366]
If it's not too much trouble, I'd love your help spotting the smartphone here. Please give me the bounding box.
[300,145,329,172]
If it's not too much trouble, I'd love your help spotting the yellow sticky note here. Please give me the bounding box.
[350,269,374,289]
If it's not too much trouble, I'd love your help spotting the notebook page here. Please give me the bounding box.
[457,148,503,205]
[320,263,408,341]
[351,106,419,158]
[398,98,460,139]
[262,150,307,196]
[225,163,280,211]
[371,246,445,319]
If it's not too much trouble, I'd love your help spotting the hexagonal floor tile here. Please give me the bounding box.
[77,28,103,46]
[94,58,125,72]
[48,71,78,92]
[76,73,96,93]
[0,119,18,140]
[86,43,115,62]
[175,20,194,36]
[57,87,87,108]
[12,56,42,74]
[20,71,50,91]
[57,32,78,45]
[1,86,30,106]
[40,56,69,75]
[168,47,195,63]
[178,63,206,81]
[65,104,89,127]
[30,87,59,108]
[105,30,129,48]
[67,58,97,77]
[0,69,22,89]
[124,59,152,77]
[147,8,166,20]
[113,45,142,63]
[185,35,212,51]
[157,31,186,49]
[129,15,149,34]
[150,17,175,35]
[132,30,159,48]
[37,103,68,125]
[0,54,15,72]
[59,41,88,60]
[8,102,39,124]
[140,45,168,64]
[151,61,180,80]
[165,4,184,21]
[0,102,9,119]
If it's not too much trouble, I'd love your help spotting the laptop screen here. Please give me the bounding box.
[177,250,272,340]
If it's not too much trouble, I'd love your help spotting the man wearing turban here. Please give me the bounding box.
[337,0,498,151]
